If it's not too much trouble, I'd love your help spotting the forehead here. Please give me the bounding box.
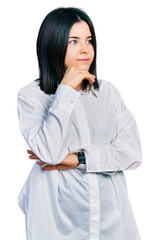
[69,21,91,36]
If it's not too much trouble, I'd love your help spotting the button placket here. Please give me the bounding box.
[74,100,100,240]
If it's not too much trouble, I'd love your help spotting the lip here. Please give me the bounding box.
[77,59,90,62]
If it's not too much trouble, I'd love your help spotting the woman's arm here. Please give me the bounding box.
[27,149,79,170]
[84,83,142,175]
[17,83,81,165]
[18,68,95,166]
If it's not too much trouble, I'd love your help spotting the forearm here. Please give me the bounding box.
[83,111,142,175]
[84,142,141,175]
[18,84,81,165]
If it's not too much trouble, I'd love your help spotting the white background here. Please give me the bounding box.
[0,0,159,239]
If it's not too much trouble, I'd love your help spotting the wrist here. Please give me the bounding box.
[73,153,79,167]
[73,149,87,166]
[77,151,86,165]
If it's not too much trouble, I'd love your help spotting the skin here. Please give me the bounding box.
[27,21,95,170]
[63,21,95,91]
[27,149,86,171]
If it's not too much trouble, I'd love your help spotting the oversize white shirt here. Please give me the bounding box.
[17,79,142,240]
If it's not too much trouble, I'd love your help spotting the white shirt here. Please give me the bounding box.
[17,79,142,240]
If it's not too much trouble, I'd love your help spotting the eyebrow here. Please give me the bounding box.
[68,36,92,39]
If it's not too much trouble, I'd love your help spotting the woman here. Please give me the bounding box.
[17,7,142,240]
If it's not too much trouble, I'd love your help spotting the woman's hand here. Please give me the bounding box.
[61,67,95,90]
[27,149,79,171]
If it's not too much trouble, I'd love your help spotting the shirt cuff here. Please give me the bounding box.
[84,146,101,173]
[85,146,117,175]
[50,84,81,114]
[76,164,87,170]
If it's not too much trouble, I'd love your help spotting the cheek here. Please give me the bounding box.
[91,47,95,59]
[64,49,76,67]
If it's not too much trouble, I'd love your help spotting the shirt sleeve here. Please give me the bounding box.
[84,84,142,175]
[17,83,81,165]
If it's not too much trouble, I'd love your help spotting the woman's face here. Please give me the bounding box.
[64,21,95,71]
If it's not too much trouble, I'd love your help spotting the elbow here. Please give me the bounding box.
[22,125,70,165]
[27,138,69,165]
[127,160,142,170]
[128,137,142,170]
[127,150,142,170]
[135,141,142,168]
[24,132,61,165]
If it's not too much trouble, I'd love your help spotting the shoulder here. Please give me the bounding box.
[17,80,52,110]
[98,79,119,96]
[18,80,42,98]
[97,79,124,110]
[18,79,51,102]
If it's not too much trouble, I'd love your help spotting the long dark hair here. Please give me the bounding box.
[36,7,99,94]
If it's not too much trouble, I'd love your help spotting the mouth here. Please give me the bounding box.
[77,59,90,62]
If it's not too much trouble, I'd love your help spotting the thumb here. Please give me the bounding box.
[42,165,58,171]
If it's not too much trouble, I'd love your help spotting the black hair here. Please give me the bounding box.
[36,7,99,94]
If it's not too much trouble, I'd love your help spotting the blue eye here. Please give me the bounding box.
[87,39,93,44]
[68,39,93,45]
[69,40,77,44]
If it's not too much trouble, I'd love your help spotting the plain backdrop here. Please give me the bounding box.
[0,0,159,239]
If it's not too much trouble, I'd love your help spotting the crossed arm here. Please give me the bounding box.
[27,149,86,171]
[18,83,141,175]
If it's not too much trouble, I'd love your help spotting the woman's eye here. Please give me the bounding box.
[69,40,77,44]
[87,39,93,44]
[69,39,93,45]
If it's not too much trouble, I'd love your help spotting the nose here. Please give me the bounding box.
[79,42,89,54]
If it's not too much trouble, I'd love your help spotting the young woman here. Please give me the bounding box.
[17,7,142,240]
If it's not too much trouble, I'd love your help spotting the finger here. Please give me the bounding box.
[78,70,96,79]
[78,70,95,78]
[71,68,95,79]
[81,73,96,84]
[43,165,58,171]
[27,149,34,154]
[78,69,95,76]
[29,155,40,159]
[27,149,39,158]
[37,161,46,165]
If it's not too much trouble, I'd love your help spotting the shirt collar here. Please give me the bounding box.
[91,86,99,97]
[79,85,99,98]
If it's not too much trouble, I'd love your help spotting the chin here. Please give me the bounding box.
[77,64,90,71]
